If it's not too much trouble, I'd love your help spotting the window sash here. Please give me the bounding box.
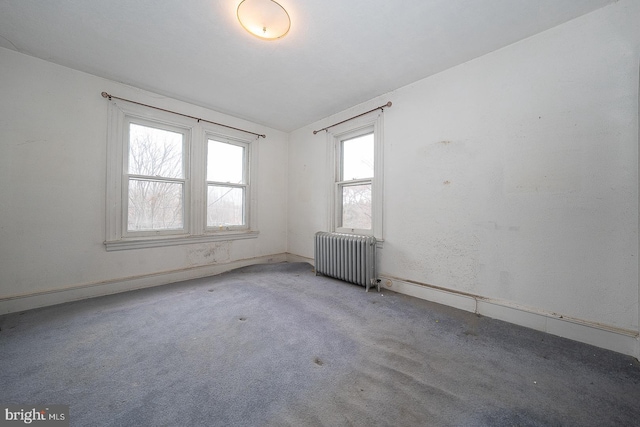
[127,178,185,232]
[336,180,373,233]
[123,118,190,237]
[207,139,246,184]
[340,132,374,182]
[206,184,247,229]
[205,137,249,231]
[335,128,375,235]
[128,122,185,179]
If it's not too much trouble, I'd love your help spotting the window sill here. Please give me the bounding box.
[104,230,259,251]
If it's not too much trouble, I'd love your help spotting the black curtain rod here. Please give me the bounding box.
[313,101,392,135]
[101,92,266,139]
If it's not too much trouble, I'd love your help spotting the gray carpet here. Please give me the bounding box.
[1,262,639,426]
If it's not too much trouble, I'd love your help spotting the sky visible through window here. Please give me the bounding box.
[207,140,244,183]
[342,133,373,180]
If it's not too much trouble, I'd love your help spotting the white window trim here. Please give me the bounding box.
[105,100,258,251]
[326,112,384,242]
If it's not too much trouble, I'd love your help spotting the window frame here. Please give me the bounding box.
[335,129,375,235]
[205,134,251,232]
[123,117,190,238]
[327,112,384,241]
[105,100,258,251]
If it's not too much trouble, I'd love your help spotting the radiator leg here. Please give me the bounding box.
[367,278,381,293]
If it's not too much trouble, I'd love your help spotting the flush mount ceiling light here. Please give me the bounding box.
[237,0,290,40]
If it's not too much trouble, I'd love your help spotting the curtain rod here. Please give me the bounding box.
[313,101,392,135]
[101,92,266,139]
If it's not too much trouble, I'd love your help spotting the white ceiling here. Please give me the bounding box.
[0,0,615,132]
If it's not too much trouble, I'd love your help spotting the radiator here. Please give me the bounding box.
[314,232,379,292]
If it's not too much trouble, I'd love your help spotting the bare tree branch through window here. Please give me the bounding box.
[127,124,184,231]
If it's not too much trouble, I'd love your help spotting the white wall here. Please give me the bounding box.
[0,47,289,312]
[288,0,640,357]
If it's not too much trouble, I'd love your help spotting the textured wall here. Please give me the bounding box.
[288,1,639,335]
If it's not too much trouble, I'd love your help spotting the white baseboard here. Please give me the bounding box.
[0,253,288,315]
[4,256,637,359]
[286,253,314,265]
[380,274,640,359]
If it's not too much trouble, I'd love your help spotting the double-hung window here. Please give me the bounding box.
[336,131,374,232]
[105,99,257,250]
[330,112,384,240]
[126,120,188,235]
[206,138,248,230]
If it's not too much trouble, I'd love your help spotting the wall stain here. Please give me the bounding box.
[186,242,230,266]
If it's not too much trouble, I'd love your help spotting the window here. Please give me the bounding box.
[126,120,188,234]
[337,132,374,231]
[106,100,257,251]
[206,138,248,229]
[329,113,383,240]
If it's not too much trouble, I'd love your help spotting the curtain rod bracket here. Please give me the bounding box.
[313,101,392,135]
[100,91,266,139]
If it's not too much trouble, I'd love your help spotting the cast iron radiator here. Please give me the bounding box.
[314,232,379,292]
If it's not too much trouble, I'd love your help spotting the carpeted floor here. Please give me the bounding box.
[1,262,639,426]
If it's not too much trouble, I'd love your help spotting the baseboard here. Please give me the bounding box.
[4,257,637,359]
[0,253,288,315]
[380,274,640,359]
[286,253,314,265]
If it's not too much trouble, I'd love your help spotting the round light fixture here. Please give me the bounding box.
[237,0,290,40]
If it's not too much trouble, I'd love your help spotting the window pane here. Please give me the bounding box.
[342,183,372,229]
[342,133,373,180]
[128,179,184,231]
[208,140,244,183]
[207,186,244,227]
[129,123,183,178]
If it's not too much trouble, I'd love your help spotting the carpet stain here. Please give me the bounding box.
[314,358,324,366]
[239,317,247,321]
